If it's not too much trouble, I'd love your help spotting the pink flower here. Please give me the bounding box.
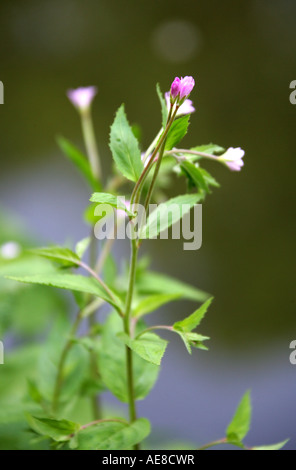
[220,147,245,171]
[169,76,195,105]
[179,76,195,100]
[170,77,181,101]
[67,86,97,111]
[165,92,195,116]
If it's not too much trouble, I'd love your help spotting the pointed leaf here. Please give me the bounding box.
[181,161,209,193]
[133,293,181,318]
[109,104,143,182]
[226,391,252,443]
[174,298,213,332]
[90,192,134,216]
[118,331,168,366]
[6,273,121,310]
[28,246,80,268]
[98,312,160,402]
[136,270,210,303]
[252,439,289,451]
[76,418,150,450]
[140,194,202,239]
[75,237,91,259]
[165,115,190,151]
[26,415,80,442]
[57,136,101,191]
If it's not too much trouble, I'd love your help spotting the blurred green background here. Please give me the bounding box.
[0,0,295,449]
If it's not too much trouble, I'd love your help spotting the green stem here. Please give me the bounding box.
[88,233,102,420]
[52,311,82,415]
[124,238,139,448]
[81,108,102,180]
[130,105,178,206]
[165,148,221,162]
[197,438,227,451]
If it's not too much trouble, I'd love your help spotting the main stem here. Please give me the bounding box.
[88,233,102,420]
[124,238,138,425]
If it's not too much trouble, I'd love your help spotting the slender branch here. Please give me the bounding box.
[130,105,178,206]
[81,108,102,180]
[197,438,227,451]
[52,311,83,414]
[165,148,222,162]
[79,259,123,316]
[135,325,173,340]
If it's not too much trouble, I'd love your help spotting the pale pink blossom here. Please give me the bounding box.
[67,86,97,111]
[220,147,245,171]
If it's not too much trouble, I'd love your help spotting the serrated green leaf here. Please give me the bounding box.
[57,136,101,191]
[133,293,181,318]
[226,391,252,442]
[136,270,210,303]
[6,273,121,310]
[140,194,202,239]
[175,330,209,354]
[118,332,168,366]
[28,246,80,268]
[75,237,91,259]
[109,104,143,182]
[252,439,289,451]
[156,83,168,128]
[98,312,160,402]
[90,192,134,216]
[165,115,190,151]
[26,415,80,442]
[174,298,213,332]
[76,418,150,450]
[181,161,209,193]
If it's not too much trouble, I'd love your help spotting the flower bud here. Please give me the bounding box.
[67,86,97,112]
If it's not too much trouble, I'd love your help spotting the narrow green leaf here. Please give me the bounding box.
[109,104,143,182]
[136,270,210,303]
[133,293,181,318]
[76,418,150,450]
[252,439,289,451]
[118,331,168,366]
[174,330,209,354]
[181,161,209,193]
[165,115,190,151]
[156,83,168,128]
[28,246,80,268]
[90,192,134,216]
[75,237,91,259]
[198,168,220,188]
[6,273,121,309]
[174,298,213,332]
[98,312,160,402]
[57,136,101,191]
[26,415,80,442]
[226,391,252,443]
[140,194,202,240]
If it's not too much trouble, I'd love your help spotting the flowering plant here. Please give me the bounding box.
[0,77,287,451]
